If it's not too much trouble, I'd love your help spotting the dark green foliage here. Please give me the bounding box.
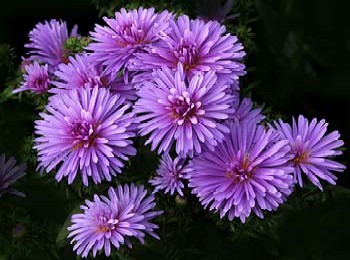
[92,0,194,17]
[64,36,91,60]
[0,0,349,259]
[0,44,16,86]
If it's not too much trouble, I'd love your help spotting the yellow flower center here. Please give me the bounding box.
[291,150,309,165]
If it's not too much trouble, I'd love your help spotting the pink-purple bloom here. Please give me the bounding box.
[274,115,346,190]
[87,7,172,76]
[230,94,265,123]
[20,57,32,73]
[188,121,294,222]
[0,154,26,197]
[67,184,163,258]
[135,64,234,157]
[25,19,78,71]
[149,154,191,196]
[34,87,136,186]
[52,54,136,101]
[13,61,51,94]
[130,14,246,88]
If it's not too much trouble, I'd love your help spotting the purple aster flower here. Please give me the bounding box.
[51,54,136,101]
[130,14,246,89]
[230,93,265,123]
[67,184,163,258]
[274,115,346,190]
[34,87,136,186]
[188,121,294,223]
[20,57,32,73]
[149,154,191,196]
[25,19,78,71]
[135,64,234,157]
[13,61,50,94]
[0,154,26,197]
[87,7,173,76]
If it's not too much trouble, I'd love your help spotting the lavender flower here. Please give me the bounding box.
[25,19,78,71]
[68,184,163,258]
[34,87,136,186]
[149,154,191,196]
[274,115,346,190]
[13,62,50,94]
[87,7,172,76]
[189,121,294,222]
[135,64,234,157]
[131,14,246,88]
[230,94,265,123]
[52,54,136,101]
[20,57,32,73]
[0,154,26,197]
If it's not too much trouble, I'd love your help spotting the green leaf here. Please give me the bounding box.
[56,204,82,247]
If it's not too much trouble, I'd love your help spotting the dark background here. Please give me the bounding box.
[0,0,350,259]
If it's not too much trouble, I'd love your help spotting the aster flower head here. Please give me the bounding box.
[87,7,173,76]
[0,154,26,197]
[52,54,136,101]
[131,14,246,88]
[274,115,346,190]
[230,94,265,123]
[189,121,294,223]
[20,57,32,73]
[68,184,163,258]
[149,154,191,196]
[25,19,78,71]
[34,87,136,186]
[135,64,234,157]
[13,61,51,94]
